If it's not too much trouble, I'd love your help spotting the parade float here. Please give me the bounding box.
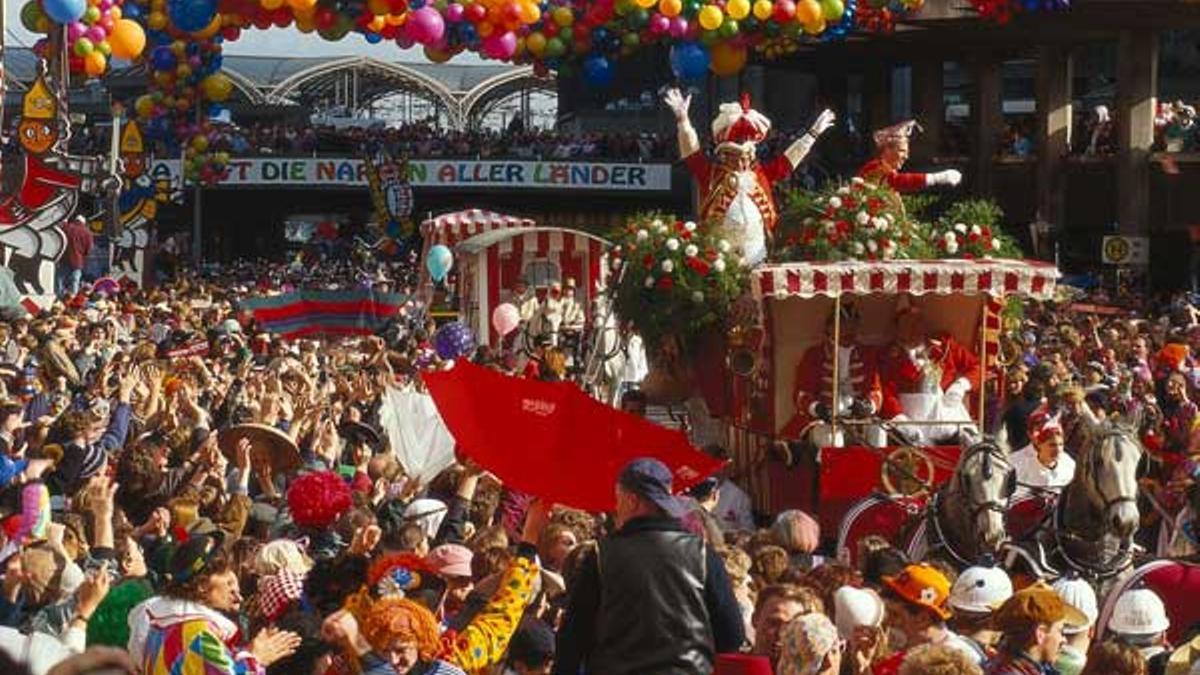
[604,97,1061,536]
[419,209,610,346]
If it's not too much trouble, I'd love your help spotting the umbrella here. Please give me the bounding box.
[218,423,301,474]
[422,361,722,512]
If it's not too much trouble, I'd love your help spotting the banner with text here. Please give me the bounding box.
[149,158,672,192]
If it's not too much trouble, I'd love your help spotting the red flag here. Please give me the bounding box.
[422,361,722,512]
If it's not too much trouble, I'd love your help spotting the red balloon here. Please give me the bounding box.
[380,24,397,38]
[465,3,486,22]
[773,0,795,20]
[222,26,241,40]
[542,21,556,36]
[387,0,406,12]
[271,8,291,26]
[315,6,336,28]
[252,14,272,28]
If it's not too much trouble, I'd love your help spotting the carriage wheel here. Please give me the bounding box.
[880,446,937,498]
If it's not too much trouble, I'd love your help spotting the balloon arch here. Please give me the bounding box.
[21,0,1065,184]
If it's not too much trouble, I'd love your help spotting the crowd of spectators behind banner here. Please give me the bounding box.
[0,233,1193,675]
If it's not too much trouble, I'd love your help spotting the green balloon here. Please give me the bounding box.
[683,0,701,15]
[622,31,640,46]
[742,16,758,31]
[627,7,649,27]
[74,38,94,56]
[719,18,738,37]
[545,36,565,57]
[558,25,572,41]
[559,62,575,77]
[614,0,632,15]
[19,1,42,33]
[821,0,844,20]
[698,29,718,46]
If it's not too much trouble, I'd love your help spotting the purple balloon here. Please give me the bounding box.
[445,2,463,22]
[648,13,669,34]
[434,321,476,360]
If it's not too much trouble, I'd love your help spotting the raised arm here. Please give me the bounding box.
[663,88,700,159]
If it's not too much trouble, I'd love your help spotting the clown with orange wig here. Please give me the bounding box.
[664,87,836,266]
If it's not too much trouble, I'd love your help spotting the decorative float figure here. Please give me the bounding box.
[663,87,836,266]
[111,119,169,286]
[0,66,117,297]
[858,120,963,205]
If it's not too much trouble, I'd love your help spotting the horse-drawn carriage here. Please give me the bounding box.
[726,258,1060,541]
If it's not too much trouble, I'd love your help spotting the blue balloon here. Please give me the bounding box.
[426,244,454,282]
[583,55,615,88]
[43,0,85,23]
[168,0,217,33]
[365,32,382,43]
[122,2,143,18]
[669,42,709,82]
[433,321,476,360]
[150,46,177,71]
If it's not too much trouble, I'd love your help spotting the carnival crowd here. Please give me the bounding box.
[0,234,1198,675]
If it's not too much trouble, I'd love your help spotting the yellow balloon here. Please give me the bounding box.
[262,0,284,9]
[525,30,545,56]
[368,14,386,31]
[295,13,315,30]
[802,14,825,33]
[726,0,750,20]
[659,0,682,17]
[697,4,722,30]
[134,94,155,118]
[147,11,166,29]
[384,12,405,25]
[752,0,772,19]
[191,14,222,39]
[191,135,209,152]
[109,6,121,19]
[109,18,145,59]
[634,0,655,7]
[200,73,233,102]
[517,0,539,24]
[288,0,317,9]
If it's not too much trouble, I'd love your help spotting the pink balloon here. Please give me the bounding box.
[445,2,464,22]
[406,6,444,45]
[86,25,106,42]
[67,22,86,41]
[482,30,517,59]
[648,13,669,34]
[668,16,688,37]
[491,303,520,337]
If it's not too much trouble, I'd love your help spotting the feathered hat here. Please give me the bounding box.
[873,120,921,147]
[712,93,772,145]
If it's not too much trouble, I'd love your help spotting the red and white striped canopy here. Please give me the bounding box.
[753,259,1060,301]
[421,209,536,248]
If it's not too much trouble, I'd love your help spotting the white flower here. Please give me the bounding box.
[684,221,697,232]
[884,213,895,223]
[856,211,870,226]
[943,231,956,242]
[666,238,680,251]
[870,217,886,230]
[828,196,843,209]
[851,176,865,185]
[651,218,663,229]
[661,259,674,273]
[717,240,731,253]
[685,244,699,258]
[946,241,959,255]
[803,217,814,226]
[837,187,851,196]
[654,220,669,233]
[954,222,967,234]
[644,276,655,288]
[970,224,982,236]
[867,239,878,253]
[992,238,1002,250]
[691,291,704,303]
[636,229,649,242]
[852,241,865,255]
[713,258,727,273]
[824,220,836,233]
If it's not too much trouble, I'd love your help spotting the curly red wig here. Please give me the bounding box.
[286,471,353,529]
[361,597,442,661]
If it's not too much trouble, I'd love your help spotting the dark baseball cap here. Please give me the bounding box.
[617,457,685,518]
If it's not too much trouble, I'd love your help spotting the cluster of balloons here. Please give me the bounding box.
[967,0,1068,23]
[23,0,146,78]
[126,0,232,185]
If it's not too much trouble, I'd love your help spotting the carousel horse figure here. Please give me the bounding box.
[1004,414,1145,594]
[836,433,1016,571]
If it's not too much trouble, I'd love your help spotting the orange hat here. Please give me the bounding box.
[991,583,1089,635]
[1157,343,1190,372]
[883,563,952,620]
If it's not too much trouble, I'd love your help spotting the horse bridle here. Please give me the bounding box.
[1084,429,1141,518]
[928,442,1015,566]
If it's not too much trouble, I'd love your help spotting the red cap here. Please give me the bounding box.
[713,654,773,675]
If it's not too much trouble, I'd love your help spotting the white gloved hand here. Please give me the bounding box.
[926,169,963,187]
[663,87,692,122]
[809,109,837,136]
[943,377,971,404]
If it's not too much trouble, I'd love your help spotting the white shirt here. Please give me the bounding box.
[714,479,755,532]
[1011,444,1076,494]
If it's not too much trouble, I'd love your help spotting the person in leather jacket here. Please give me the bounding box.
[553,457,745,675]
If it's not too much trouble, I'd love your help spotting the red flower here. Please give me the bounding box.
[963,252,976,259]
[843,197,858,211]
[686,257,712,276]
[879,237,892,248]
[704,249,718,262]
[657,276,674,290]
[981,226,992,238]
[680,230,693,240]
[835,220,850,235]
[643,254,655,269]
[867,197,884,214]
[969,232,980,242]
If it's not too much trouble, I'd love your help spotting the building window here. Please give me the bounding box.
[524,259,560,288]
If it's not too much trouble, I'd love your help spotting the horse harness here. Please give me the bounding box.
[925,441,1017,568]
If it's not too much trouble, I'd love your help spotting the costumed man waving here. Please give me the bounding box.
[880,298,980,444]
[664,88,835,266]
[859,121,962,201]
[0,69,118,296]
[782,304,894,448]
